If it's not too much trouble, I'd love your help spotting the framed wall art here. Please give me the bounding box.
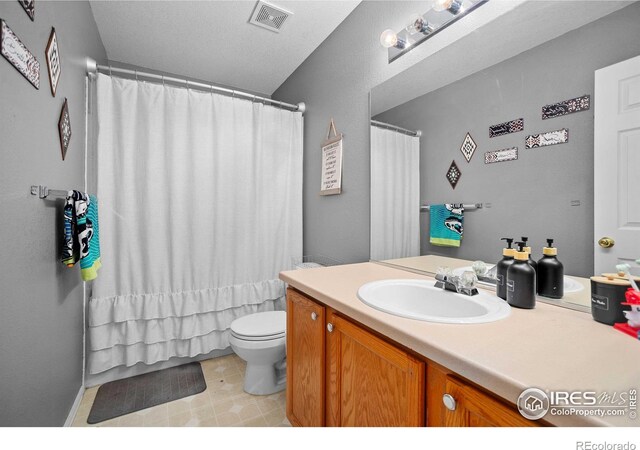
[58,98,72,160]
[525,128,568,149]
[320,118,343,195]
[0,19,40,89]
[18,1,35,22]
[542,95,590,120]
[489,118,524,138]
[459,133,477,163]
[446,160,461,189]
[45,27,60,96]
[485,147,518,164]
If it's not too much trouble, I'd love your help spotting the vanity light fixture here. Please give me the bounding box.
[432,0,464,15]
[381,0,488,63]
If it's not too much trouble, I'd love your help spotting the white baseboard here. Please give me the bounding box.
[64,385,85,427]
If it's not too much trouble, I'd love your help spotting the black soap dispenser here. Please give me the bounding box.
[496,238,516,300]
[521,236,538,274]
[537,239,564,299]
[507,241,537,309]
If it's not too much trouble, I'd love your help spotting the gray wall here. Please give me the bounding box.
[273,1,464,264]
[373,3,640,278]
[0,2,106,426]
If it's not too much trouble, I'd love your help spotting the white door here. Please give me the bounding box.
[594,55,640,276]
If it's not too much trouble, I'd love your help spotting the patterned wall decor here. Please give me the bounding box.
[0,19,40,89]
[489,118,524,138]
[542,95,590,120]
[525,128,568,149]
[446,160,461,189]
[485,147,518,164]
[58,98,72,160]
[18,1,35,21]
[45,28,61,96]
[459,133,477,162]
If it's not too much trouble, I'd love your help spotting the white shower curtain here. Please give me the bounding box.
[370,125,420,261]
[88,74,302,374]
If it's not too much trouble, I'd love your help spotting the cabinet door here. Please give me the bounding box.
[286,288,325,427]
[326,311,425,427]
[441,376,538,427]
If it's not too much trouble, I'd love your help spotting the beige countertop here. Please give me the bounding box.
[280,261,640,427]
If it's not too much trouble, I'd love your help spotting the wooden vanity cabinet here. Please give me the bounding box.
[325,310,425,426]
[286,288,326,427]
[286,288,536,428]
[426,364,540,427]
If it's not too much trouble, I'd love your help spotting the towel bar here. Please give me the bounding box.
[420,203,482,212]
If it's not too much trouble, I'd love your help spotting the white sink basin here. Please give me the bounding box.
[357,279,511,324]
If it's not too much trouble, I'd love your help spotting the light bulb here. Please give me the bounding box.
[406,14,435,35]
[432,0,463,14]
[379,29,398,48]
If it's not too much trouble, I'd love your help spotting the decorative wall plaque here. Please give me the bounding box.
[446,160,461,189]
[542,95,590,120]
[0,19,40,89]
[459,133,477,163]
[485,147,518,164]
[525,128,568,149]
[18,1,35,21]
[489,118,524,138]
[45,27,60,96]
[58,98,72,160]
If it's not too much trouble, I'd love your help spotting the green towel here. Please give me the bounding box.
[80,195,101,281]
[429,204,464,247]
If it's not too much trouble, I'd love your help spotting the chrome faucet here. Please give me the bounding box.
[434,273,479,296]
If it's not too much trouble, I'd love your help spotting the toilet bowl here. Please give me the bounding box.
[228,310,286,395]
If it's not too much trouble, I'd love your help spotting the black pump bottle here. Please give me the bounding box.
[537,239,564,299]
[507,241,537,309]
[496,238,515,300]
[521,236,538,275]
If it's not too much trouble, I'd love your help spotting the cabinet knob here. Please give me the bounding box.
[311,312,318,321]
[327,323,334,333]
[442,393,457,411]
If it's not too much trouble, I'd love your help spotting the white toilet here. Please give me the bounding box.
[229,311,286,395]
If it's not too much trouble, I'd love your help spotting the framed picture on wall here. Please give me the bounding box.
[45,27,61,96]
[18,1,35,22]
[58,98,72,160]
[0,19,40,89]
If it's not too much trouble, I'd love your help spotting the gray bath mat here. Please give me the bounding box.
[87,362,206,424]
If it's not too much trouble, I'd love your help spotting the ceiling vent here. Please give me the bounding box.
[249,1,292,33]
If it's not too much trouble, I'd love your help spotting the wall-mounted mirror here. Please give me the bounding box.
[369,1,640,311]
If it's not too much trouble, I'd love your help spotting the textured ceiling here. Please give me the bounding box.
[372,0,634,115]
[89,0,360,95]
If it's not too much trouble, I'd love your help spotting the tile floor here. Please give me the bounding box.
[72,354,290,427]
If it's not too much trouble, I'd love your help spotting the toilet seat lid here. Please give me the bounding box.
[230,311,286,339]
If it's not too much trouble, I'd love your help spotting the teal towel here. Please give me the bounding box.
[80,195,102,281]
[429,204,464,247]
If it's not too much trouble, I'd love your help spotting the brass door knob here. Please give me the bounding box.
[598,237,615,248]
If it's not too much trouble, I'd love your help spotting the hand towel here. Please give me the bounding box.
[80,194,102,281]
[429,203,464,247]
[61,191,102,280]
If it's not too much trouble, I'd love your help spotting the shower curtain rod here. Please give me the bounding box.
[371,120,421,137]
[84,58,305,114]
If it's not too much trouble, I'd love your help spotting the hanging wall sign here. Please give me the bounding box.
[58,98,72,160]
[485,147,518,164]
[0,19,40,89]
[320,118,343,196]
[459,132,477,163]
[18,1,35,22]
[542,95,590,120]
[45,27,61,97]
[446,160,461,189]
[489,118,524,138]
[525,128,568,149]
